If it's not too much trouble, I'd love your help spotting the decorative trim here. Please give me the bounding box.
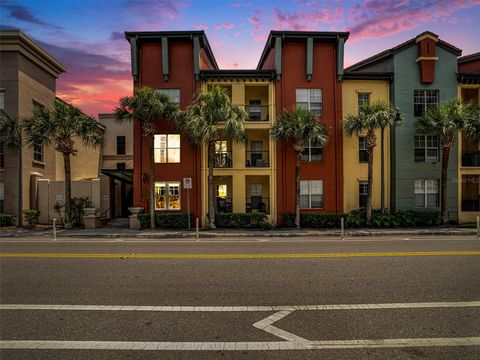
[416,34,438,43]
[162,37,169,81]
[275,37,282,80]
[416,56,439,62]
[193,36,200,80]
[306,37,313,81]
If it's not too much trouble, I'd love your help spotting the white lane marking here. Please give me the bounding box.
[2,301,479,312]
[1,338,479,351]
[253,310,308,343]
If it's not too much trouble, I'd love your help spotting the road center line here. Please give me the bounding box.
[1,250,480,259]
[1,300,479,312]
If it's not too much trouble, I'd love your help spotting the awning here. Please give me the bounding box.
[101,169,134,184]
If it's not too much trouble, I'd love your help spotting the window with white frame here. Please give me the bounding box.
[300,180,324,209]
[296,89,322,115]
[301,140,323,161]
[33,142,43,162]
[155,182,180,210]
[414,89,439,117]
[414,179,439,208]
[415,134,439,162]
[157,88,180,105]
[359,137,368,163]
[154,134,180,163]
[359,181,368,208]
[357,92,370,109]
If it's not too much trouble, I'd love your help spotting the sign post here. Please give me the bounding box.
[183,178,192,230]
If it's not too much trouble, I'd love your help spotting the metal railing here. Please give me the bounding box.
[246,196,270,214]
[245,105,269,121]
[215,197,233,213]
[213,151,232,168]
[462,152,480,167]
[245,151,269,167]
[462,199,480,212]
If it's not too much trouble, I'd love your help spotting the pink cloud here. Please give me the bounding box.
[193,24,208,29]
[248,17,259,24]
[273,6,344,30]
[224,23,234,29]
[231,2,253,8]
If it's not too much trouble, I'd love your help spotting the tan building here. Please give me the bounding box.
[0,30,66,224]
[98,113,133,219]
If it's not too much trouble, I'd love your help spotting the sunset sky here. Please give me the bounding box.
[1,0,479,117]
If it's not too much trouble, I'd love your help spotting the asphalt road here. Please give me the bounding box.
[1,236,479,359]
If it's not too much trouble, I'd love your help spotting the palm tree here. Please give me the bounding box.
[271,107,329,229]
[177,86,247,229]
[417,99,478,225]
[115,86,178,229]
[344,100,399,223]
[23,99,104,228]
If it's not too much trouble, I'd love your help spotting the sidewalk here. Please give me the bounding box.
[0,226,477,239]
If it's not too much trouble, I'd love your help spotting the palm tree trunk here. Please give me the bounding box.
[380,127,385,213]
[441,147,450,225]
[149,134,155,229]
[366,130,376,224]
[295,151,301,229]
[208,141,216,229]
[63,153,72,229]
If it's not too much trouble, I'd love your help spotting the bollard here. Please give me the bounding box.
[196,217,200,241]
[477,216,479,240]
[53,218,57,241]
[341,217,345,240]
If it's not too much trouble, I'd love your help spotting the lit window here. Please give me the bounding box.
[301,140,323,161]
[414,90,439,117]
[300,180,324,209]
[359,137,368,163]
[155,182,181,210]
[414,179,439,208]
[415,134,439,162]
[154,134,180,163]
[359,181,368,208]
[296,89,322,115]
[156,89,180,105]
[357,92,370,109]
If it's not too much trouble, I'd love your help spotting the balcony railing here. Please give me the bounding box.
[245,105,269,122]
[245,151,269,168]
[246,196,270,214]
[461,199,480,212]
[462,152,480,167]
[216,197,233,213]
[214,151,232,168]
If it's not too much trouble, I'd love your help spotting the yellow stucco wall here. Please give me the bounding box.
[200,81,276,225]
[342,80,390,212]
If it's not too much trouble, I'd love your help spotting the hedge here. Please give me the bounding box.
[0,213,15,227]
[214,212,271,229]
[138,213,194,229]
[282,209,441,228]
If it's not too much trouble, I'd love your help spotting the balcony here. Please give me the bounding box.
[462,152,480,167]
[245,151,269,168]
[216,197,233,213]
[245,105,269,122]
[462,199,480,212]
[246,196,270,214]
[214,151,232,168]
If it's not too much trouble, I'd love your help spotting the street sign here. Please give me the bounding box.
[183,177,192,189]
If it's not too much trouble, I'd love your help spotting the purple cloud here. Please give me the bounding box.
[2,2,62,29]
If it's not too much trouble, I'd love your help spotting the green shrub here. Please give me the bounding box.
[22,209,40,228]
[282,213,346,228]
[137,213,194,229]
[0,213,15,227]
[215,212,271,229]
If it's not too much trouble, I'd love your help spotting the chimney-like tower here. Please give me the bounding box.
[416,32,439,84]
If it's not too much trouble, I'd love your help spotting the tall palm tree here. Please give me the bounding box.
[271,107,329,229]
[115,86,178,229]
[344,100,399,223]
[23,99,104,228]
[177,86,247,229]
[417,99,478,225]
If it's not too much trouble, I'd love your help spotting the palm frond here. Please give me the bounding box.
[0,110,21,147]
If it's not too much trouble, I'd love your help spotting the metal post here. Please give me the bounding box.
[187,189,191,230]
[341,217,345,240]
[477,216,479,240]
[196,217,200,241]
[53,218,57,241]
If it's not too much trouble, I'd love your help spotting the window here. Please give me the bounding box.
[414,90,439,117]
[155,182,180,210]
[0,181,4,213]
[116,136,126,155]
[359,137,368,163]
[157,88,180,105]
[359,181,368,208]
[116,162,126,170]
[217,184,228,198]
[415,134,438,162]
[296,89,322,115]
[0,139,4,168]
[0,91,4,110]
[154,134,180,163]
[300,180,324,209]
[415,179,439,208]
[33,142,43,162]
[357,92,370,109]
[302,140,323,161]
[248,100,262,120]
